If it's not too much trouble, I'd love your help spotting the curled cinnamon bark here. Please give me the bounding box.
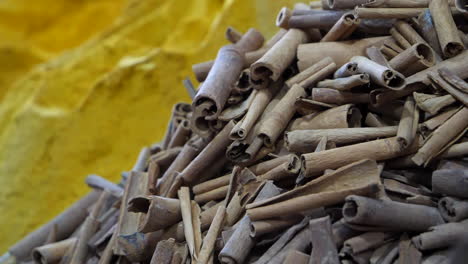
[438,197,468,222]
[351,56,406,90]
[317,74,370,91]
[289,104,362,131]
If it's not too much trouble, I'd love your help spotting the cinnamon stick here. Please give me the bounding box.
[317,74,370,91]
[438,197,468,222]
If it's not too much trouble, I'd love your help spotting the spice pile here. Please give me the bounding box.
[3,0,468,263]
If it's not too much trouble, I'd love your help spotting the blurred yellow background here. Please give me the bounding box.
[0,0,303,253]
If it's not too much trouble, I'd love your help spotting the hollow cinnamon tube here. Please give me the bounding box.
[455,0,468,13]
[412,221,468,251]
[257,155,301,182]
[419,107,458,133]
[193,174,230,195]
[334,62,359,79]
[439,197,468,222]
[286,57,335,88]
[289,104,361,131]
[390,27,412,49]
[225,27,242,44]
[351,56,406,90]
[332,219,362,248]
[9,191,100,262]
[219,181,282,264]
[394,20,428,45]
[149,146,182,170]
[301,137,414,177]
[286,126,398,153]
[248,154,293,175]
[317,74,369,91]
[388,43,435,76]
[412,107,468,166]
[298,63,337,90]
[312,88,370,105]
[432,169,468,199]
[365,112,390,127]
[178,120,234,186]
[86,174,124,197]
[342,232,395,257]
[150,239,175,264]
[167,120,191,148]
[343,195,444,231]
[309,216,340,264]
[32,238,77,264]
[257,84,306,147]
[70,191,110,264]
[157,137,207,196]
[414,10,443,57]
[364,0,430,7]
[127,195,181,233]
[298,37,387,70]
[251,29,308,83]
[288,10,346,30]
[321,12,360,42]
[430,0,465,58]
[194,185,229,203]
[250,217,302,238]
[178,187,196,259]
[328,0,369,10]
[354,7,425,19]
[396,96,416,148]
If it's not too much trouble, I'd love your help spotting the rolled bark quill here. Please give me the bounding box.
[311,88,370,105]
[325,0,369,10]
[191,30,264,136]
[250,29,308,83]
[177,187,197,260]
[285,57,335,88]
[414,10,443,57]
[396,96,416,148]
[285,126,398,153]
[334,62,359,78]
[316,74,370,91]
[32,238,77,264]
[412,220,468,251]
[430,0,465,58]
[455,0,468,13]
[342,232,395,257]
[413,92,456,115]
[86,174,124,197]
[301,137,414,177]
[354,8,426,19]
[343,195,444,231]
[288,10,346,30]
[432,169,468,199]
[197,206,226,264]
[321,12,360,42]
[150,239,175,264]
[219,181,282,264]
[439,197,468,222]
[246,159,382,221]
[430,68,468,107]
[351,56,406,90]
[250,217,302,238]
[127,195,181,233]
[308,216,340,264]
[412,107,468,166]
[297,37,387,70]
[364,0,430,8]
[167,120,191,148]
[388,43,435,76]
[289,104,361,131]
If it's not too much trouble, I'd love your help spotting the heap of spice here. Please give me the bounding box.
[2,0,468,263]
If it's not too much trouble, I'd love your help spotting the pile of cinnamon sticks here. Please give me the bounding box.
[3,0,468,263]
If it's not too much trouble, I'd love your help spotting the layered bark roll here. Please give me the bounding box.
[365,112,390,127]
[219,181,282,264]
[193,174,230,195]
[327,0,369,10]
[250,217,302,238]
[432,169,468,199]
[289,104,361,131]
[309,216,340,264]
[178,120,234,185]
[415,10,443,57]
[288,10,346,30]
[167,119,191,148]
[150,239,175,264]
[230,79,282,140]
[178,187,196,259]
[396,96,417,148]
[412,221,468,251]
[343,195,444,231]
[372,50,468,106]
[251,29,308,83]
[321,12,360,42]
[8,191,100,262]
[286,126,398,153]
[294,98,335,116]
[412,107,468,166]
[198,206,226,264]
[334,62,359,78]
[297,63,337,90]
[317,74,370,91]
[364,0,430,8]
[430,69,468,107]
[351,56,406,90]
[257,155,301,182]
[285,57,335,88]
[455,0,468,13]
[419,107,459,134]
[413,92,456,115]
[390,27,411,49]
[194,185,228,203]
[284,250,309,264]
[354,8,426,19]
[430,0,465,58]
[248,154,293,175]
[439,197,468,222]
[127,195,181,233]
[301,137,412,177]
[298,37,387,69]
[394,20,427,46]
[157,137,207,196]
[312,88,370,105]
[388,43,435,76]
[246,159,382,221]
[149,146,183,171]
[70,191,110,264]
[32,238,77,264]
[342,232,395,257]
[332,219,362,248]
[257,84,306,147]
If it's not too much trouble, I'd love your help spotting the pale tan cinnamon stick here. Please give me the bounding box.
[248,154,294,175]
[312,88,370,105]
[439,197,468,222]
[351,56,406,90]
[178,187,196,260]
[413,92,456,115]
[193,174,230,195]
[167,120,191,148]
[194,185,229,204]
[32,238,77,264]
[328,0,369,9]
[354,7,426,19]
[257,155,301,182]
[390,27,412,49]
[225,27,242,44]
[394,20,428,46]
[396,96,417,148]
[191,201,202,258]
[285,57,335,88]
[317,74,370,91]
[432,169,468,199]
[388,43,435,76]
[365,112,391,127]
[412,107,468,166]
[285,126,398,153]
[250,217,302,238]
[430,0,465,58]
[414,10,443,57]
[150,239,175,264]
[298,63,337,90]
[197,206,226,264]
[439,67,468,93]
[334,62,359,78]
[289,104,361,131]
[429,69,468,107]
[321,12,360,42]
